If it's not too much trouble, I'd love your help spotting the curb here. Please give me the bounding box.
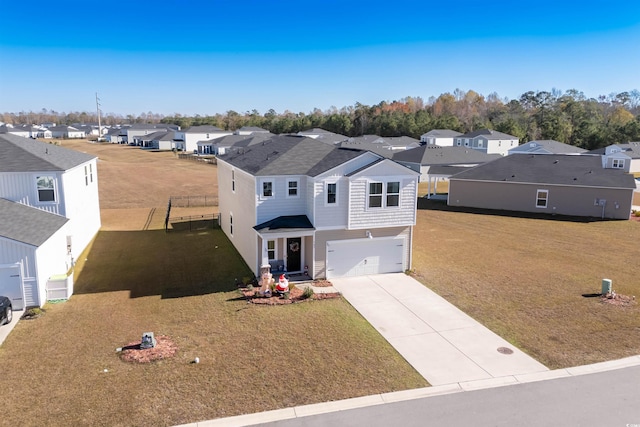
[174,354,640,427]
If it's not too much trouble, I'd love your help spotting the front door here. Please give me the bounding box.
[286,238,302,272]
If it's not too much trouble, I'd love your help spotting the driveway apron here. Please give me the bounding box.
[331,273,548,386]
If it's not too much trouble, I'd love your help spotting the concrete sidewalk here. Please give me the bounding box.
[331,273,548,386]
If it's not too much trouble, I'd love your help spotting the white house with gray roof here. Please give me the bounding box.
[420,129,463,146]
[448,154,635,219]
[455,128,519,155]
[217,135,419,279]
[179,125,232,153]
[0,135,101,307]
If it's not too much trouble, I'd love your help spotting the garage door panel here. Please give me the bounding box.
[327,238,405,279]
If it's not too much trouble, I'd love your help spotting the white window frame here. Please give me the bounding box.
[286,178,299,198]
[536,189,549,208]
[477,140,483,148]
[260,179,274,199]
[267,240,276,261]
[325,181,338,206]
[229,212,234,236]
[368,182,383,208]
[612,159,625,169]
[386,181,400,207]
[36,175,56,203]
[231,169,235,192]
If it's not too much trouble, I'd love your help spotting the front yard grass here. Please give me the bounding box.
[412,200,640,369]
[0,225,427,427]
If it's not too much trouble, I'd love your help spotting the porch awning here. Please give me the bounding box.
[253,215,314,234]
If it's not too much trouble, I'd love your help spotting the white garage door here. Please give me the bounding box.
[326,237,405,279]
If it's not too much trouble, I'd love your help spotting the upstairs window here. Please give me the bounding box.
[386,182,400,207]
[84,164,93,186]
[262,181,273,198]
[36,176,56,202]
[327,183,337,204]
[287,179,299,197]
[536,190,548,208]
[230,213,233,235]
[612,159,625,169]
[231,170,235,192]
[368,182,383,208]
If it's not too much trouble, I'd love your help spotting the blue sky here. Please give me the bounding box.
[1,0,639,117]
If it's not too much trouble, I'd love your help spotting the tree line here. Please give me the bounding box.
[4,88,640,150]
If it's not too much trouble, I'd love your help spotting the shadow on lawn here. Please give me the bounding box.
[417,197,605,223]
[73,228,253,299]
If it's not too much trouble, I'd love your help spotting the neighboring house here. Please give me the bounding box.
[588,143,640,173]
[0,125,30,138]
[508,140,587,155]
[139,130,182,150]
[338,135,420,158]
[455,129,519,155]
[49,125,86,139]
[126,124,178,146]
[180,125,232,153]
[420,129,463,146]
[448,154,636,219]
[0,135,101,308]
[235,126,271,136]
[393,145,500,198]
[105,127,127,144]
[217,135,419,280]
[297,128,348,145]
[200,133,273,156]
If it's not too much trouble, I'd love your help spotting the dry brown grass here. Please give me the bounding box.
[412,199,640,369]
[0,140,426,427]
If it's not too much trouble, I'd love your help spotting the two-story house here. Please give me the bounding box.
[178,125,233,153]
[0,135,101,308]
[455,129,519,155]
[217,135,419,279]
[420,129,463,146]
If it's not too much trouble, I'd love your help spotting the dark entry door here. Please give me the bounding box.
[286,238,302,272]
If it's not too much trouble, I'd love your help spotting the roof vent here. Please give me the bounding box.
[553,160,559,164]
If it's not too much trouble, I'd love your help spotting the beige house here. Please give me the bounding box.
[448,154,636,220]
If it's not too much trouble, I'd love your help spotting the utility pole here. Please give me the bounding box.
[96,92,102,142]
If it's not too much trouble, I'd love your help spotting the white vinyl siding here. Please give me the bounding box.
[256,176,308,225]
[348,178,416,229]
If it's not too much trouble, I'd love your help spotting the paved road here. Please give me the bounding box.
[257,365,640,427]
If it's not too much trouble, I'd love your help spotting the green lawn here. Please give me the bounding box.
[0,226,427,427]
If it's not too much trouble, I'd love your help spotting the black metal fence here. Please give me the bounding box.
[166,213,220,232]
[169,195,218,207]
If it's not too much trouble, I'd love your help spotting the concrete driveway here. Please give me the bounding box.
[331,273,548,386]
[0,308,22,346]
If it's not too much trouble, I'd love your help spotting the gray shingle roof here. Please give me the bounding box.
[509,140,587,155]
[0,198,68,247]
[450,154,636,189]
[422,129,463,138]
[253,215,314,232]
[185,125,225,133]
[393,145,500,165]
[460,128,518,140]
[218,135,365,177]
[0,134,96,172]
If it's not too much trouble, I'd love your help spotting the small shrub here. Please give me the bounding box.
[246,284,254,292]
[283,292,290,300]
[23,308,44,319]
[634,210,640,217]
[302,286,314,300]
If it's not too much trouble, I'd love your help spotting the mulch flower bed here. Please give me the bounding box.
[600,292,637,307]
[119,335,178,363]
[240,280,340,305]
